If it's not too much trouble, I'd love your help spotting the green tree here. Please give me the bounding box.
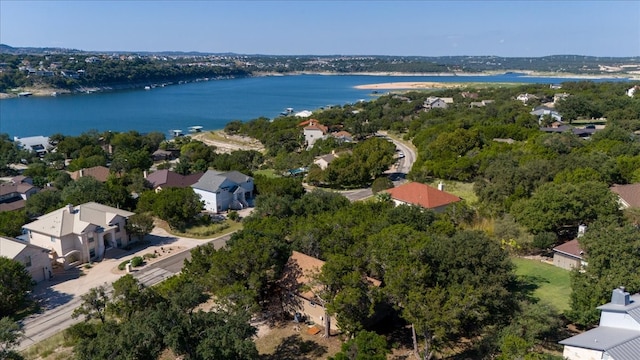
[0,257,35,317]
[125,213,154,241]
[0,210,30,238]
[329,330,389,360]
[72,285,110,324]
[25,190,64,217]
[568,222,640,326]
[0,317,24,360]
[61,176,111,206]
[152,187,203,230]
[371,176,394,194]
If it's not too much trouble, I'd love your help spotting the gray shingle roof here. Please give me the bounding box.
[559,326,640,352]
[191,170,251,193]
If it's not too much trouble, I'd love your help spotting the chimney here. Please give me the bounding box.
[66,204,74,213]
[577,224,587,237]
[143,170,148,178]
[611,286,631,306]
[79,168,84,177]
[437,182,444,191]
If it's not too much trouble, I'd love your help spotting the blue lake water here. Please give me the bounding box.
[0,73,629,137]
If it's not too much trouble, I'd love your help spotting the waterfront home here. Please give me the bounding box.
[20,202,134,268]
[13,135,52,156]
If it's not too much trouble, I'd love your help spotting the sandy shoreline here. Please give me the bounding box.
[2,70,637,99]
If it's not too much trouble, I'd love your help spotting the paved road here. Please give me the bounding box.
[18,232,234,350]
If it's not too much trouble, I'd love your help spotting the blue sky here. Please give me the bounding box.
[1,1,638,57]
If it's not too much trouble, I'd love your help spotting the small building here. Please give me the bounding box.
[151,149,180,162]
[20,202,134,268]
[192,170,253,213]
[610,183,640,209]
[0,236,52,282]
[552,239,586,270]
[516,93,538,104]
[385,182,461,213]
[560,287,640,360]
[531,106,563,123]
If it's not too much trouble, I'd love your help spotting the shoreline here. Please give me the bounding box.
[2,70,637,100]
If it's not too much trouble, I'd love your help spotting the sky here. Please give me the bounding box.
[1,1,639,57]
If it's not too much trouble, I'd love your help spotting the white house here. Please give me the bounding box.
[530,106,563,124]
[0,236,52,282]
[191,170,254,213]
[423,96,450,110]
[560,287,640,360]
[13,135,52,156]
[303,120,328,149]
[20,202,134,268]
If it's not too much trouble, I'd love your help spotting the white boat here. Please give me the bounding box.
[169,129,183,137]
[144,86,151,90]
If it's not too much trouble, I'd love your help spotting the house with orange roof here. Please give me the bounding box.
[384,182,461,213]
[281,251,381,333]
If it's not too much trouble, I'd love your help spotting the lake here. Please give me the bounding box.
[0,73,629,137]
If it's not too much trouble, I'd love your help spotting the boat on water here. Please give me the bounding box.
[280,107,294,116]
[144,86,151,90]
[18,92,32,97]
[169,129,183,137]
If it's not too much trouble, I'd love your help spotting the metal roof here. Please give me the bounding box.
[559,326,640,351]
[606,336,640,360]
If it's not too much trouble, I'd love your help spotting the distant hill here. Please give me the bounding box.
[0,44,84,55]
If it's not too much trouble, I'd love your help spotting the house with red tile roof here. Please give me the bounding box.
[610,183,640,209]
[553,239,586,270]
[302,119,328,149]
[384,182,461,213]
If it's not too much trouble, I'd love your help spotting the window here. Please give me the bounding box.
[50,236,55,243]
[24,256,31,267]
[115,223,121,233]
[89,249,95,258]
[88,236,94,243]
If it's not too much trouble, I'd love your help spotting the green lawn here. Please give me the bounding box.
[512,257,572,312]
[253,169,281,178]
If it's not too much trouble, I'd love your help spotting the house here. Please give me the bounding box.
[281,251,381,332]
[469,100,494,108]
[516,93,538,104]
[151,149,179,162]
[331,130,353,143]
[294,110,313,118]
[553,239,586,270]
[0,176,39,212]
[68,166,111,183]
[314,152,339,170]
[191,170,253,213]
[610,183,640,209]
[13,135,52,156]
[531,106,563,124]
[627,86,639,98]
[20,202,134,268]
[560,287,640,360]
[0,236,52,282]
[385,182,461,213]
[302,120,328,149]
[145,169,204,192]
[423,96,450,110]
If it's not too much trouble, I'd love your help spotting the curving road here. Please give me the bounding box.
[340,132,417,202]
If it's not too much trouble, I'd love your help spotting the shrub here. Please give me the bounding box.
[130,256,144,267]
[118,260,128,271]
[143,253,157,260]
[227,210,240,222]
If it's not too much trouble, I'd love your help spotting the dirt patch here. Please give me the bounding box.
[190,131,265,154]
[255,322,342,360]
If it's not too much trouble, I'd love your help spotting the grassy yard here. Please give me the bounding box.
[426,179,478,204]
[157,218,243,239]
[254,169,281,178]
[512,257,572,312]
